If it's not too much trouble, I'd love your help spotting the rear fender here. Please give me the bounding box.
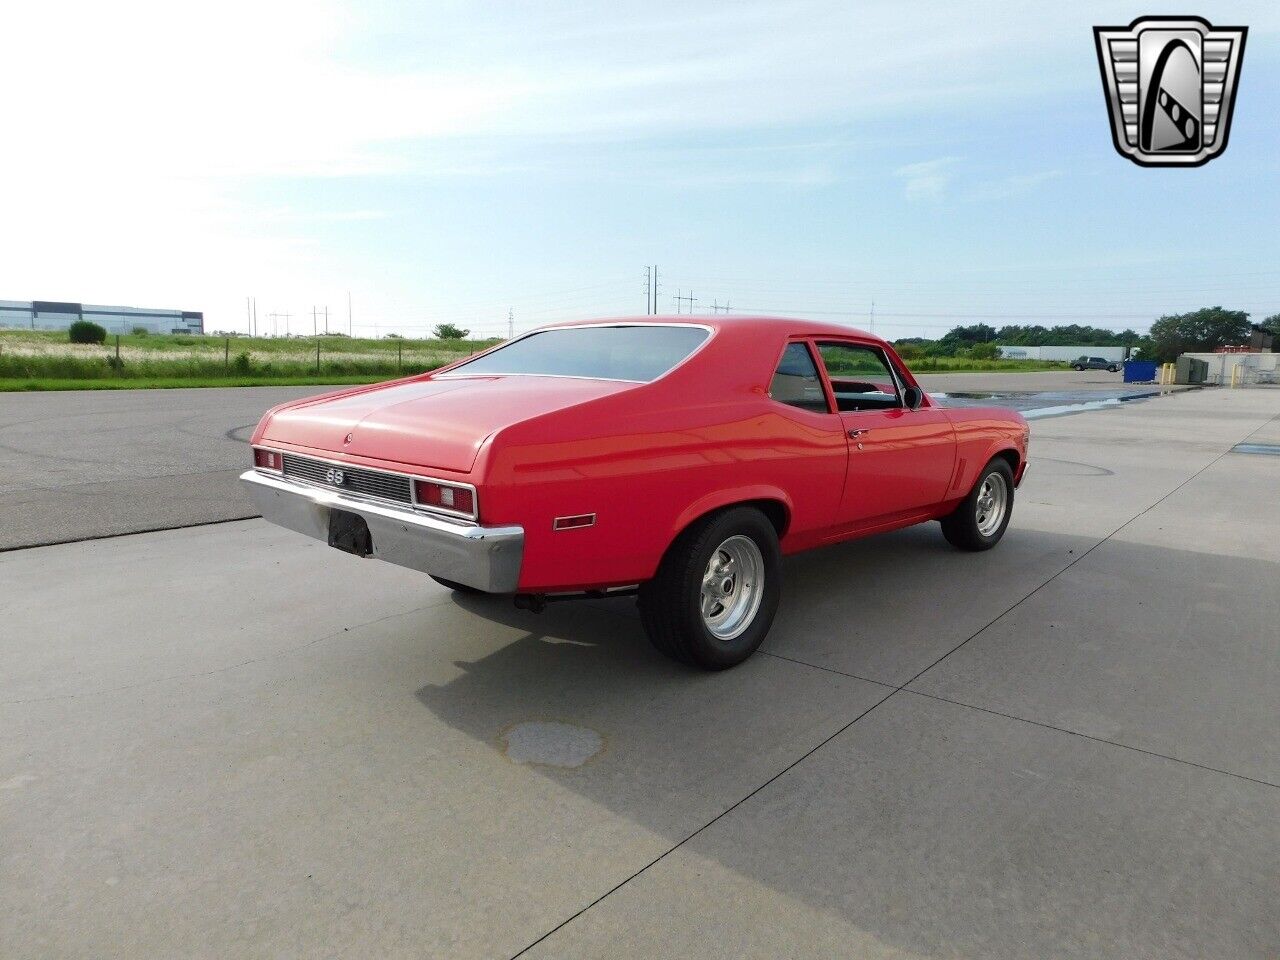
[668,485,793,549]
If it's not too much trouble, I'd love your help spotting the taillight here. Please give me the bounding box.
[254,448,281,471]
[414,479,476,518]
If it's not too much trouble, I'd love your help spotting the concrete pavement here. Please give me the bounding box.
[0,386,322,549]
[2,386,1278,957]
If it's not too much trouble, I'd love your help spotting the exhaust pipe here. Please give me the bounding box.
[513,593,547,613]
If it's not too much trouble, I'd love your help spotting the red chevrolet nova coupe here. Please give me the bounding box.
[243,317,1028,669]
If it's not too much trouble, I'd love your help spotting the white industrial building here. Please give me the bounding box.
[0,300,203,335]
[996,344,1128,362]
[1181,351,1279,386]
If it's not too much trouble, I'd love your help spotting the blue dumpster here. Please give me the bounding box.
[1123,359,1158,383]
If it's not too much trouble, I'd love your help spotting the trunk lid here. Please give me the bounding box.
[263,375,635,472]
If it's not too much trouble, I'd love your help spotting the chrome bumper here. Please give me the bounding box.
[240,469,524,592]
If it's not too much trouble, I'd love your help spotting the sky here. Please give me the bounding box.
[1,0,1278,341]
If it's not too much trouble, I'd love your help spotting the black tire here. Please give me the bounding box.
[431,575,483,595]
[1108,365,1119,372]
[940,458,1015,552]
[638,507,781,670]
[1073,365,1084,371]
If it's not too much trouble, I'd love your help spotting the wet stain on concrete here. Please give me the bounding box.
[500,721,604,769]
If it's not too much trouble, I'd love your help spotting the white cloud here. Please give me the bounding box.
[894,157,962,202]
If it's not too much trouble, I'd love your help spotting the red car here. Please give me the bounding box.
[242,317,1028,669]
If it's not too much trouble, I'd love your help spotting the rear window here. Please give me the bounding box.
[442,325,709,382]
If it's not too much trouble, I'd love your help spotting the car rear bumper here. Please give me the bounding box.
[240,469,524,592]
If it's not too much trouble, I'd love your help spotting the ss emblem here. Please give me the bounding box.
[325,468,345,486]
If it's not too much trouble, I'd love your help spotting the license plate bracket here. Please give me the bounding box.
[328,509,373,557]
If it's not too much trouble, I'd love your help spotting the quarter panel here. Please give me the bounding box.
[482,398,847,591]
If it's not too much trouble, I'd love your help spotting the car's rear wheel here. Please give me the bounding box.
[639,507,781,670]
[940,458,1014,551]
[1108,364,1119,372]
[1073,364,1084,371]
[431,575,483,594]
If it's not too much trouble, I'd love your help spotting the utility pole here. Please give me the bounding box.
[246,297,252,336]
[652,265,659,315]
[324,305,329,335]
[347,291,353,336]
[252,297,257,337]
[508,307,514,339]
[674,290,697,314]
[869,300,875,335]
[282,312,292,336]
[644,267,652,315]
[312,306,318,337]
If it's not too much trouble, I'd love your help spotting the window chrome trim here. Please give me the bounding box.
[253,447,478,521]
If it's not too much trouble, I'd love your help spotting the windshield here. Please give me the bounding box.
[442,325,709,382]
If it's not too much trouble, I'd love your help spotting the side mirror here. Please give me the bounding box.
[902,385,924,410]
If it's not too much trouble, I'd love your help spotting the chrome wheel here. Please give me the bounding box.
[699,535,764,641]
[975,471,1009,537]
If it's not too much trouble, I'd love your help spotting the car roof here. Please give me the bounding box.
[532,315,888,347]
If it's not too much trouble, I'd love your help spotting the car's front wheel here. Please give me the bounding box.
[1073,364,1084,371]
[1108,364,1119,372]
[639,507,781,670]
[940,458,1014,551]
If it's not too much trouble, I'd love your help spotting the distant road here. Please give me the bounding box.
[0,370,1132,549]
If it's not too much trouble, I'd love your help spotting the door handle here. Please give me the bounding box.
[847,428,870,438]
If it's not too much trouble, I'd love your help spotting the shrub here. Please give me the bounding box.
[232,351,254,374]
[69,320,107,345]
[894,343,924,361]
[132,326,149,336]
[432,323,469,340]
[105,354,125,371]
[968,341,999,360]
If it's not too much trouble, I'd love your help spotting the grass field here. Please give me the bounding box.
[0,329,1065,390]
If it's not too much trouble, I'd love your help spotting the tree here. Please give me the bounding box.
[1146,306,1251,362]
[68,320,107,344]
[1260,313,1280,337]
[432,323,469,340]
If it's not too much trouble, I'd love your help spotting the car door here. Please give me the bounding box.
[813,339,956,529]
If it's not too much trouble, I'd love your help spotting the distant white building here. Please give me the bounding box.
[1180,351,1278,386]
[996,344,1127,362]
[0,300,203,335]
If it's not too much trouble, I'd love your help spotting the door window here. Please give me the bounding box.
[815,343,901,411]
[769,342,829,412]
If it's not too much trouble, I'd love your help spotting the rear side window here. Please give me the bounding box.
[769,343,828,412]
[444,325,709,382]
[815,342,901,411]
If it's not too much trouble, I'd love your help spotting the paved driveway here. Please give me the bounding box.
[2,388,1277,957]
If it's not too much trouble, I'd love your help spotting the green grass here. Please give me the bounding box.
[0,328,498,355]
[901,357,1066,372]
[0,351,443,382]
[0,375,393,392]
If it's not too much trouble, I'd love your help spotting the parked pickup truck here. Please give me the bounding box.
[1072,356,1121,372]
[243,317,1028,669]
